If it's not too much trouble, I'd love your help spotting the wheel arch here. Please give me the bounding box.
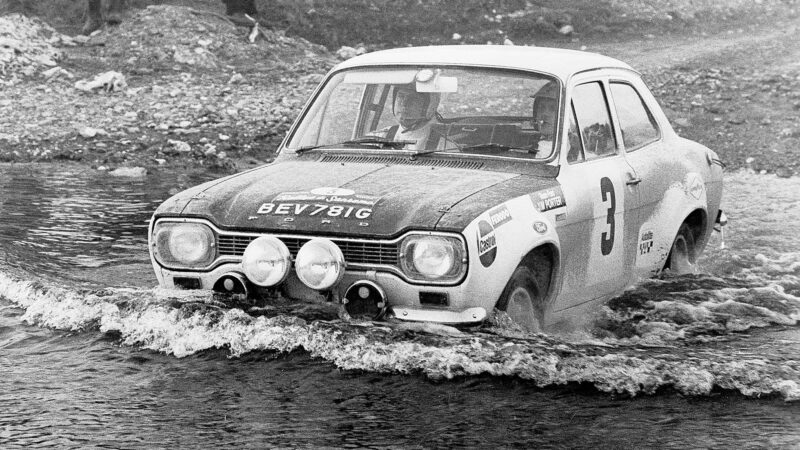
[683,207,708,253]
[662,208,707,273]
[512,242,560,307]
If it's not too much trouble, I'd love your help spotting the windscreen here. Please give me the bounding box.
[285,67,561,160]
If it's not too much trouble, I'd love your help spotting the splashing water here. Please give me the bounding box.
[1,168,799,403]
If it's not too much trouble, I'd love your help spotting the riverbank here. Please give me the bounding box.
[1,1,799,176]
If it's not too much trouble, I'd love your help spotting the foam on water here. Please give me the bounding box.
[2,269,798,401]
[2,170,799,401]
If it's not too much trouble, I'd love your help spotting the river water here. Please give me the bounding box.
[0,163,798,448]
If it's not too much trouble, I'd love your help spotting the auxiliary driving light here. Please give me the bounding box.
[241,236,292,287]
[343,281,388,320]
[295,238,346,290]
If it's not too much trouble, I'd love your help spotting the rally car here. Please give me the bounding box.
[149,45,726,332]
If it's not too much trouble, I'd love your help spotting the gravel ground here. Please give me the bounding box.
[1,2,798,176]
[0,6,333,172]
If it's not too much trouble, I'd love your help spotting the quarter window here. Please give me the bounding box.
[566,104,583,163]
[610,82,660,151]
[572,82,616,160]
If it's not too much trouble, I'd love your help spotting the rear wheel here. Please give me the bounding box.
[497,266,544,333]
[666,223,697,274]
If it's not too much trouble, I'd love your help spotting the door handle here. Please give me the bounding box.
[626,177,642,186]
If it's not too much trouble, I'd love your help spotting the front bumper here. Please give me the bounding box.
[154,262,487,325]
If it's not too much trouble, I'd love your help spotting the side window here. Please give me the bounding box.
[610,82,660,151]
[566,103,583,163]
[571,82,616,160]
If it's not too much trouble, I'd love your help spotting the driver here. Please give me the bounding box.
[387,86,441,150]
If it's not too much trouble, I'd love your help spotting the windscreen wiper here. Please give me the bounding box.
[461,143,537,155]
[342,137,417,148]
[461,143,513,152]
[296,137,416,154]
[412,143,512,156]
[413,142,536,157]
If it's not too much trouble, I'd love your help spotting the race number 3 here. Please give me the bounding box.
[600,177,615,255]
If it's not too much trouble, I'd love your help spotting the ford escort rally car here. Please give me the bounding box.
[149,46,726,332]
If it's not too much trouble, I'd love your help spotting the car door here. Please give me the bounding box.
[606,76,673,278]
[555,78,641,308]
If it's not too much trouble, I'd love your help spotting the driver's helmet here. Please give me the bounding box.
[533,81,558,111]
[392,85,441,129]
[532,81,558,135]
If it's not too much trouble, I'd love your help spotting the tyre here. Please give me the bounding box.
[666,223,697,274]
[497,266,544,332]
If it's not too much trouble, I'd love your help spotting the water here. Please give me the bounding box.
[1,163,799,448]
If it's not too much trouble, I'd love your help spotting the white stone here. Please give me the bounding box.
[109,167,147,177]
[168,139,191,153]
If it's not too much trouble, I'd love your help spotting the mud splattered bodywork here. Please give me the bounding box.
[149,46,724,330]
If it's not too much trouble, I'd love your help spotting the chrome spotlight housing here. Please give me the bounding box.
[295,238,346,290]
[241,236,292,287]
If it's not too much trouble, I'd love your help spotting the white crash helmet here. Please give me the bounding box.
[392,85,441,121]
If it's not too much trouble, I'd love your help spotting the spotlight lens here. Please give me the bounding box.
[241,236,292,286]
[295,239,345,290]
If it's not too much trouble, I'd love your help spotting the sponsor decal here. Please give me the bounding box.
[533,221,548,234]
[475,205,511,267]
[310,187,355,196]
[257,188,381,220]
[555,213,566,222]
[639,229,654,255]
[487,205,512,229]
[477,220,497,267]
[531,186,566,212]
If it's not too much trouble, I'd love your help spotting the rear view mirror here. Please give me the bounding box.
[417,76,458,93]
[415,69,458,93]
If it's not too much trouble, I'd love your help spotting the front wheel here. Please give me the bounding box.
[496,266,544,333]
[666,223,697,274]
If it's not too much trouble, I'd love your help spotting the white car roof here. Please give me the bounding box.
[334,45,636,81]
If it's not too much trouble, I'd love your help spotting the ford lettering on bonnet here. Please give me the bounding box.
[148,45,725,333]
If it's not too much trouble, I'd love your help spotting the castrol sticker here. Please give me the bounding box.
[477,220,497,267]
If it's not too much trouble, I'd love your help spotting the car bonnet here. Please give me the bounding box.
[170,159,545,237]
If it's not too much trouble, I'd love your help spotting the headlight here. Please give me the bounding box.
[153,221,215,269]
[295,238,345,290]
[399,234,465,281]
[241,236,292,287]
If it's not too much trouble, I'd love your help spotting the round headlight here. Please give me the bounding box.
[411,237,455,279]
[399,234,465,282]
[295,238,345,290]
[155,222,215,268]
[241,236,292,287]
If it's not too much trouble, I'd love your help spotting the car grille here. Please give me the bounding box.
[217,234,400,266]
